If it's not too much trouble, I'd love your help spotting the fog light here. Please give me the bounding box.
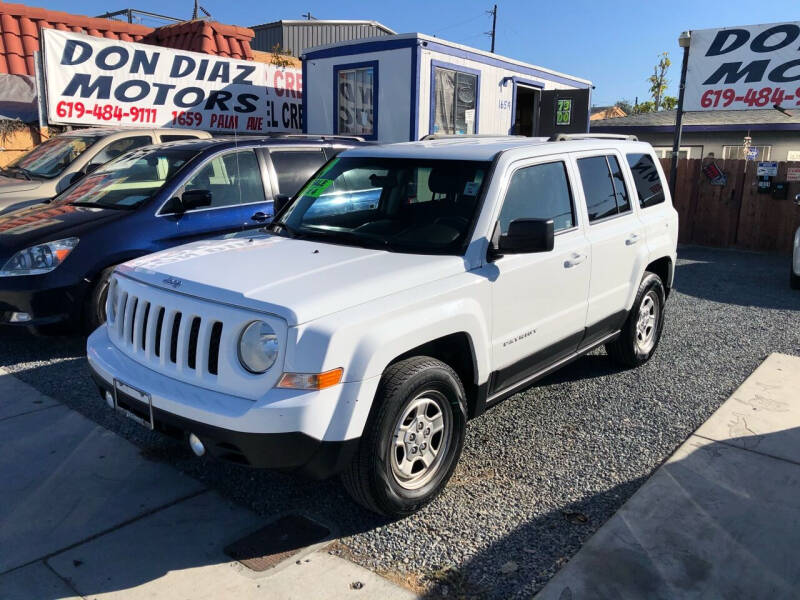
[188,433,205,457]
[105,391,115,409]
[8,312,31,323]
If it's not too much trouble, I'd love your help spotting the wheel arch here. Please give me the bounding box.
[645,255,674,297]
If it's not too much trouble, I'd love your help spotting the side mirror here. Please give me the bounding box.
[85,162,102,175]
[273,194,291,214]
[181,189,213,211]
[498,218,554,254]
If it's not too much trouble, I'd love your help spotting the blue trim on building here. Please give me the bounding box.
[508,76,544,135]
[422,39,590,89]
[332,60,380,141]
[301,60,308,134]
[410,42,421,141]
[592,123,800,133]
[305,37,418,60]
[429,60,481,136]
[304,35,590,90]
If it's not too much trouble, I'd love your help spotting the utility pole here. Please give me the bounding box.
[486,5,497,53]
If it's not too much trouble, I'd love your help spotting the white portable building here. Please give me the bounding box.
[302,33,592,142]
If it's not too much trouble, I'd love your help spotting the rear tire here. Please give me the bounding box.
[84,266,116,333]
[791,269,800,290]
[341,356,467,518]
[605,272,666,368]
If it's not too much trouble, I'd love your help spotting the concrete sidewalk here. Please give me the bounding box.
[537,353,800,599]
[0,369,415,600]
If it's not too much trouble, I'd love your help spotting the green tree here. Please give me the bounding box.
[648,52,671,110]
[661,96,678,110]
[633,101,656,114]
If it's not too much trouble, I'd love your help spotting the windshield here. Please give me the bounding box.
[274,157,491,254]
[57,148,199,209]
[6,135,98,179]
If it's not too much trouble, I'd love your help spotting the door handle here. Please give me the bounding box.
[251,211,270,222]
[625,233,641,246]
[564,253,587,268]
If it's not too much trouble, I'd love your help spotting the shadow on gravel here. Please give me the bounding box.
[675,246,799,311]
[423,427,800,599]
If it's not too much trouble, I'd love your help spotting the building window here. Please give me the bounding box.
[432,65,478,135]
[336,63,377,138]
[652,146,695,159]
[722,145,771,160]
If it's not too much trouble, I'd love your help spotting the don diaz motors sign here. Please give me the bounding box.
[685,22,800,111]
[41,29,302,133]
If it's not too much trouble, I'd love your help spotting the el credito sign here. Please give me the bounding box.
[41,29,303,133]
[684,22,800,111]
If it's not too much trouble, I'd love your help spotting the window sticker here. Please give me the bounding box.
[302,178,334,198]
[557,99,572,125]
[463,181,481,196]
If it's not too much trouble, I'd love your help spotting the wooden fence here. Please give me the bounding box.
[660,158,800,254]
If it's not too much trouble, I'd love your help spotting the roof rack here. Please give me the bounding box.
[420,134,525,141]
[548,133,638,142]
[261,133,366,142]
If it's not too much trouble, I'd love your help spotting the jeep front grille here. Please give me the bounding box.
[107,274,285,400]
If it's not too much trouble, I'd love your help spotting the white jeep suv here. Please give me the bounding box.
[87,135,678,517]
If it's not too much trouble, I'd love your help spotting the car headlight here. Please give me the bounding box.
[107,277,119,323]
[0,237,79,276]
[238,320,279,374]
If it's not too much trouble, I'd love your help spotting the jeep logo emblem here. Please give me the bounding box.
[163,277,182,288]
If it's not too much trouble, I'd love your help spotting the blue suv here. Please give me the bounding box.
[0,135,366,333]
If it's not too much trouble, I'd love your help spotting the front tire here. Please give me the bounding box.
[341,356,467,518]
[605,272,666,367]
[84,266,116,333]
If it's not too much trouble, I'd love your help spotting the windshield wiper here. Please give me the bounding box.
[267,221,300,238]
[68,201,135,210]
[6,166,33,180]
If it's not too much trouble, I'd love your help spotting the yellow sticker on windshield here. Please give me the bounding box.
[302,178,333,198]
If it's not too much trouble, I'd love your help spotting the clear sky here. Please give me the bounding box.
[48,0,798,107]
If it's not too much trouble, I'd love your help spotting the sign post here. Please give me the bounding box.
[669,31,692,196]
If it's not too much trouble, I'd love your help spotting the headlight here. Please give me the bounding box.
[0,237,79,276]
[107,277,119,323]
[238,320,279,374]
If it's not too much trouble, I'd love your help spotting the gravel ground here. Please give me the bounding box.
[2,246,799,599]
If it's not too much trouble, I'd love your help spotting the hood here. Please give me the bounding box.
[120,235,466,326]
[0,174,41,194]
[0,201,126,255]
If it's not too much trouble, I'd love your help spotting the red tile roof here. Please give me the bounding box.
[143,20,254,61]
[0,2,256,76]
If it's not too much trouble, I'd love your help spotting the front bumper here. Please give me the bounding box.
[87,326,378,478]
[0,274,89,329]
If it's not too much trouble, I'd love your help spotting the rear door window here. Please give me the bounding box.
[626,153,665,208]
[578,156,618,222]
[270,149,327,196]
[89,136,152,167]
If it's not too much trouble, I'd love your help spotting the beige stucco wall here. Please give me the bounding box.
[627,130,800,161]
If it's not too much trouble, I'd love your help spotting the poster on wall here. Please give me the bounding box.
[41,29,302,134]
[685,22,800,111]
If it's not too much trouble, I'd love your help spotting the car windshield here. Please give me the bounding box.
[57,148,199,209]
[273,157,491,254]
[5,135,98,179]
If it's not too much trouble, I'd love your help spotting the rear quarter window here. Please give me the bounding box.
[626,153,665,208]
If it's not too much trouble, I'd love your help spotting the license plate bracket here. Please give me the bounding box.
[113,379,154,430]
